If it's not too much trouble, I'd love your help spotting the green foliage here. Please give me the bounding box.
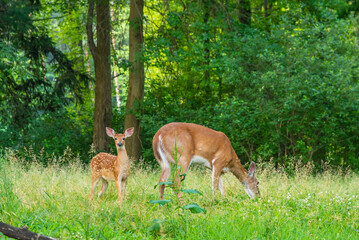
[0,0,90,146]
[148,199,171,206]
[26,111,93,163]
[222,8,359,169]
[0,103,94,164]
[182,203,207,214]
[1,0,359,172]
[142,1,359,171]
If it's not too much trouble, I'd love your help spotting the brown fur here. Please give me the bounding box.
[152,122,260,200]
[89,127,134,202]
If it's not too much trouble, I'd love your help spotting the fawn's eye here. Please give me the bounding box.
[114,138,117,140]
[122,137,126,140]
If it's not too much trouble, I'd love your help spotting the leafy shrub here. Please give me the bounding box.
[0,106,93,165]
[141,6,359,171]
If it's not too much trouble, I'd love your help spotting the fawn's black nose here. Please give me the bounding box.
[117,142,123,147]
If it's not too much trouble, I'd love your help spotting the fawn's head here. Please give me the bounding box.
[106,127,134,149]
[242,161,260,199]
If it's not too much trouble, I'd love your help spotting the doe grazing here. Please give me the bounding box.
[89,127,134,202]
[152,122,260,200]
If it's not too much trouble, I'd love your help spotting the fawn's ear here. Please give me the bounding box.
[125,127,134,138]
[106,127,115,138]
[248,161,256,177]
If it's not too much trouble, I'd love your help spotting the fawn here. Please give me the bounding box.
[89,127,134,202]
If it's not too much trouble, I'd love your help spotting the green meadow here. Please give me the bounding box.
[0,150,358,240]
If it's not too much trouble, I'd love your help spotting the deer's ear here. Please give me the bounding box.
[248,161,256,177]
[106,127,115,138]
[125,127,134,138]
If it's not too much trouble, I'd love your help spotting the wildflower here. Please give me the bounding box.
[286,193,291,199]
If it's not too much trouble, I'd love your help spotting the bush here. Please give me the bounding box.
[0,107,93,165]
[141,8,359,171]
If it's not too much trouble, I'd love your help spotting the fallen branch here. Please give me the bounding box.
[0,222,58,240]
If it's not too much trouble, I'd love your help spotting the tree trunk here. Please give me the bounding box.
[87,0,113,151]
[124,0,144,161]
[112,37,122,111]
[263,0,268,18]
[263,0,272,18]
[238,0,251,25]
[111,2,121,111]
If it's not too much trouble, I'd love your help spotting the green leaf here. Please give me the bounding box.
[148,219,161,232]
[180,189,203,195]
[180,173,187,182]
[182,203,207,214]
[154,181,173,189]
[149,199,171,206]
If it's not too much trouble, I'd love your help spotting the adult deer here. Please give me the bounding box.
[152,122,260,200]
[89,127,134,202]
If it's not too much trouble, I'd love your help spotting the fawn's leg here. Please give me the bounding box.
[98,178,108,198]
[121,179,127,200]
[115,174,123,202]
[90,175,100,200]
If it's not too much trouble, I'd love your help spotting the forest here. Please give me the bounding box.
[1,0,359,171]
[1,1,359,239]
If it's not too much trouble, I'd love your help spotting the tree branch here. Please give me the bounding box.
[0,222,58,240]
[32,14,69,21]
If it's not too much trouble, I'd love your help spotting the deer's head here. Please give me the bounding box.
[106,127,134,149]
[242,162,260,199]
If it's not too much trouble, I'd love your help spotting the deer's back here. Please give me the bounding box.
[90,152,117,181]
[153,122,234,163]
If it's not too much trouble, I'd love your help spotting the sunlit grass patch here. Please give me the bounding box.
[0,150,358,239]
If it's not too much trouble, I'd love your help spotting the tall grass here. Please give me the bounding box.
[0,149,358,239]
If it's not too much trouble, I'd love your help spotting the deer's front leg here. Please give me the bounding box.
[212,165,222,200]
[120,179,127,200]
[218,176,225,196]
[115,174,123,202]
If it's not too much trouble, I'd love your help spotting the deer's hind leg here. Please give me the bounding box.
[90,174,101,200]
[98,178,108,198]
